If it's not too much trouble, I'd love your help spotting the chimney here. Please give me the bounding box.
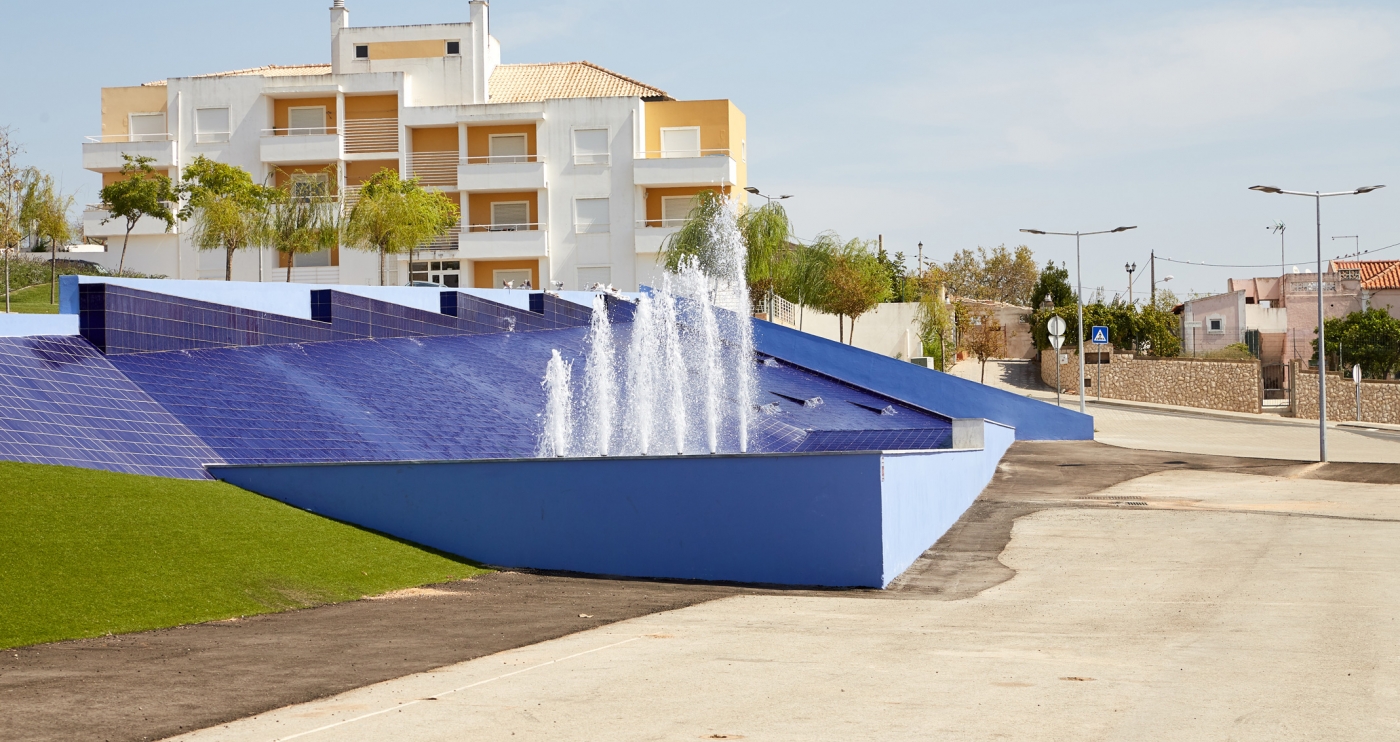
[470,0,490,103]
[330,1,350,71]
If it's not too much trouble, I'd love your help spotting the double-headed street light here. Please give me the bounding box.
[1019,226,1137,414]
[1248,184,1384,462]
[744,186,792,206]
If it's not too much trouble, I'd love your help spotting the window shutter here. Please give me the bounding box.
[489,134,528,162]
[490,202,530,229]
[574,198,610,234]
[572,129,609,165]
[660,127,701,158]
[195,108,230,143]
[129,113,166,142]
[288,107,326,136]
[661,196,697,226]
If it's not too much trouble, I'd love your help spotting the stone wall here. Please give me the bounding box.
[1291,361,1400,424]
[1040,349,1261,414]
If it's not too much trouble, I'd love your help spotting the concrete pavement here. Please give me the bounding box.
[170,461,1400,741]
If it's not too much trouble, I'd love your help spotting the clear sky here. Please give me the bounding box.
[2,0,1397,300]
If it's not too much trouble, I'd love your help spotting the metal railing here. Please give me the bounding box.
[464,222,545,233]
[195,131,231,143]
[572,153,611,166]
[638,148,731,159]
[769,294,796,327]
[341,186,363,211]
[261,126,339,137]
[406,151,458,187]
[83,133,173,143]
[636,218,686,229]
[343,118,398,153]
[462,154,542,164]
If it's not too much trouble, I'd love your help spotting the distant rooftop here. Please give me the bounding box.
[142,60,671,102]
[1332,259,1400,290]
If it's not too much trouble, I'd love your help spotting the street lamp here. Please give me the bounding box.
[1249,184,1385,462]
[743,186,792,206]
[1124,262,1137,305]
[1019,225,1137,414]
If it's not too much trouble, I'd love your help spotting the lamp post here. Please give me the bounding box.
[1249,184,1385,462]
[1019,226,1138,414]
[1124,262,1137,305]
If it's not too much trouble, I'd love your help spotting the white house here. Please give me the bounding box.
[82,0,747,290]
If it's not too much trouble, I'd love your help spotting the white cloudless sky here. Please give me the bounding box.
[2,0,1398,299]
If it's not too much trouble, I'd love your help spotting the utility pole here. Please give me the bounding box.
[1149,251,1155,307]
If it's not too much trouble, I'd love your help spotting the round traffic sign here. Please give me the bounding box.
[1047,316,1067,336]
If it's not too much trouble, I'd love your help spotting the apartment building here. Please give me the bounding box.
[81,1,746,290]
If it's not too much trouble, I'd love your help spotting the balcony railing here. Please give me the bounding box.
[262,126,340,137]
[342,186,363,211]
[343,118,398,154]
[463,154,542,164]
[638,148,731,159]
[636,218,687,228]
[420,225,462,251]
[195,131,231,144]
[83,133,173,143]
[406,151,458,187]
[464,222,544,233]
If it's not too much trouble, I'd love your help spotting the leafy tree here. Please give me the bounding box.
[98,154,177,274]
[773,233,835,330]
[1029,260,1075,308]
[876,247,915,302]
[1315,309,1400,378]
[264,181,341,282]
[179,156,276,281]
[1027,301,1180,357]
[817,238,891,344]
[1152,288,1180,313]
[0,127,33,313]
[660,190,796,303]
[343,168,459,286]
[911,267,953,369]
[20,173,74,304]
[960,304,1006,383]
[738,199,793,301]
[942,244,1039,306]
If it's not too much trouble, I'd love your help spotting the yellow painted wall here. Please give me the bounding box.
[644,186,730,224]
[344,94,398,120]
[643,100,737,155]
[273,97,337,132]
[465,124,537,160]
[346,160,398,185]
[411,127,458,153]
[366,40,449,60]
[472,259,539,289]
[728,101,747,197]
[467,192,538,229]
[271,165,339,193]
[100,86,168,138]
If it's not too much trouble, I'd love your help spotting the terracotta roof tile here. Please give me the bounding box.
[1332,259,1400,289]
[144,64,332,86]
[488,61,669,103]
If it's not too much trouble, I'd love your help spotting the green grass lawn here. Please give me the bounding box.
[5,283,59,313]
[0,461,487,648]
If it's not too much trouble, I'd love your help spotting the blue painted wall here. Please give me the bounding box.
[209,420,1014,587]
[752,320,1093,440]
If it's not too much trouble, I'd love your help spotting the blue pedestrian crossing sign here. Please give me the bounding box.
[1090,326,1109,345]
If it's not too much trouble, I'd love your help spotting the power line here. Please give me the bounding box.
[1155,256,1293,268]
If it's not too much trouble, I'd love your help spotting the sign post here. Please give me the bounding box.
[1090,325,1109,402]
[1354,364,1362,422]
[1047,316,1067,407]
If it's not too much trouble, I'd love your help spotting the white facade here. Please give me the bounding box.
[81,1,744,291]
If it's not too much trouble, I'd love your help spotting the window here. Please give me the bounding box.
[289,172,329,200]
[572,128,609,165]
[660,195,697,227]
[490,201,530,231]
[578,267,612,289]
[355,44,369,59]
[660,127,701,158]
[488,134,528,163]
[741,139,747,162]
[574,198,610,234]
[446,40,460,55]
[493,268,533,288]
[287,106,327,136]
[1207,316,1224,334]
[195,107,230,143]
[129,113,166,142]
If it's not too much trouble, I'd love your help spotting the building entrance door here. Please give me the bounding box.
[410,259,461,288]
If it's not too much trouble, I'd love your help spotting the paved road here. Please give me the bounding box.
[950,358,1400,463]
[169,446,1400,742]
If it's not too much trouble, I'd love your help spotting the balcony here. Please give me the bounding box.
[406,151,458,188]
[83,204,177,238]
[634,221,681,254]
[81,135,176,173]
[344,118,399,154]
[633,150,736,187]
[260,127,341,165]
[458,223,548,259]
[457,155,546,192]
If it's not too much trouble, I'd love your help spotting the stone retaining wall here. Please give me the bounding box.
[1040,349,1261,414]
[1291,361,1400,424]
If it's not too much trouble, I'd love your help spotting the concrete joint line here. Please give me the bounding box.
[276,636,643,740]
